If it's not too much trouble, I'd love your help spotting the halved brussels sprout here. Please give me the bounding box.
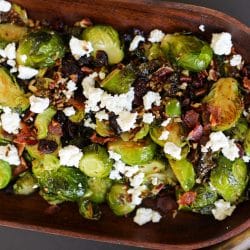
[244,129,250,155]
[82,25,124,65]
[12,3,29,24]
[107,183,135,216]
[0,160,12,189]
[79,144,113,178]
[165,98,181,117]
[229,118,248,141]
[108,138,156,165]
[161,34,213,72]
[78,199,101,220]
[145,43,164,61]
[101,66,135,94]
[210,157,248,202]
[121,124,150,142]
[203,78,243,131]
[168,158,195,191]
[0,24,27,43]
[17,30,65,68]
[95,119,114,137]
[0,67,29,111]
[69,110,85,123]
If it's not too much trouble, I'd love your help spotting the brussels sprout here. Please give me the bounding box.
[210,157,248,202]
[165,99,181,117]
[79,144,113,178]
[101,66,135,94]
[78,199,101,220]
[39,166,88,202]
[161,34,213,72]
[228,118,248,141]
[120,124,149,142]
[168,158,195,191]
[244,129,250,155]
[203,78,243,131]
[145,43,164,61]
[0,160,11,189]
[0,24,27,43]
[17,30,65,68]
[87,177,112,203]
[69,110,85,123]
[13,171,38,195]
[12,3,29,24]
[82,25,124,65]
[107,183,135,216]
[96,119,114,137]
[108,138,156,165]
[34,107,56,139]
[39,191,64,205]
[0,67,29,111]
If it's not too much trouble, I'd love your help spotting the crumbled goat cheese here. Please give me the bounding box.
[116,111,137,132]
[109,169,122,180]
[0,144,20,165]
[143,91,161,110]
[199,24,205,32]
[148,29,165,43]
[212,199,236,221]
[151,177,159,186]
[95,110,109,121]
[142,113,154,124]
[130,172,145,188]
[7,59,16,67]
[129,35,145,51]
[29,95,49,114]
[133,208,162,226]
[109,160,126,180]
[108,150,122,161]
[161,118,171,127]
[210,32,232,55]
[18,65,38,80]
[0,0,11,12]
[99,71,106,80]
[243,155,250,163]
[128,185,147,206]
[159,130,169,141]
[63,106,76,117]
[230,54,242,67]
[58,145,83,168]
[1,107,20,134]
[69,36,93,60]
[84,117,96,130]
[164,142,182,160]
[63,80,77,99]
[2,43,16,60]
[124,165,139,178]
[221,139,240,161]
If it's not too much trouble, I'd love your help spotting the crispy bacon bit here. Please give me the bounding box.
[90,133,117,145]
[48,120,63,136]
[13,157,29,177]
[14,123,37,145]
[187,124,203,142]
[153,66,174,80]
[81,66,93,74]
[243,77,250,90]
[183,110,200,129]
[178,191,197,206]
[68,98,85,110]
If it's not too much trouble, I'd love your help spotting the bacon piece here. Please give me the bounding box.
[178,191,197,206]
[243,77,250,90]
[68,98,85,111]
[14,123,37,145]
[183,110,200,129]
[90,133,117,145]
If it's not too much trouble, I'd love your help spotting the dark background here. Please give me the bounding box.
[1,1,249,250]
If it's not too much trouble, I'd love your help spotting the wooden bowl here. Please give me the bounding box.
[1,1,250,249]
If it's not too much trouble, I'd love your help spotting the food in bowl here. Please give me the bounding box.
[0,0,249,226]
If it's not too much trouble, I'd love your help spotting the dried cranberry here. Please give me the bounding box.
[38,139,58,154]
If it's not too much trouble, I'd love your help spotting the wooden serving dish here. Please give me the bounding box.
[1,0,250,249]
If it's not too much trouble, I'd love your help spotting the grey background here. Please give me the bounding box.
[0,1,249,250]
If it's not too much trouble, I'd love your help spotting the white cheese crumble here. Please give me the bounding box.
[84,117,96,130]
[63,106,76,117]
[148,29,165,43]
[1,107,20,134]
[143,91,161,110]
[199,24,205,32]
[127,185,147,206]
[69,36,93,60]
[116,111,137,132]
[0,0,11,12]
[161,118,171,127]
[211,199,236,221]
[130,172,145,188]
[3,43,16,59]
[142,113,154,124]
[164,142,182,160]
[230,54,242,67]
[18,65,38,80]
[99,71,106,80]
[133,208,162,226]
[58,145,83,168]
[0,144,20,165]
[63,80,77,100]
[159,130,169,141]
[210,32,232,55]
[243,155,250,163]
[29,95,49,114]
[129,35,145,52]
[108,150,122,161]
[95,110,109,121]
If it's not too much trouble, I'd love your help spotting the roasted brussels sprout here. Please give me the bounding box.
[79,144,113,178]
[108,138,156,165]
[145,43,164,61]
[244,129,250,155]
[0,67,29,111]
[203,78,243,131]
[95,119,114,137]
[13,171,38,195]
[0,24,27,43]
[169,158,195,191]
[82,25,124,65]
[78,199,101,220]
[107,183,135,216]
[165,99,181,117]
[210,157,248,202]
[229,118,248,141]
[120,124,149,142]
[12,3,29,24]
[34,107,56,139]
[17,30,65,68]
[161,34,213,72]
[0,160,12,189]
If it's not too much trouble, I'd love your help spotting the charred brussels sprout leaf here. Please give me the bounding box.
[82,25,124,65]
[210,157,248,202]
[78,199,101,220]
[0,160,11,189]
[0,67,29,111]
[108,138,156,165]
[17,30,65,68]
[0,24,27,43]
[107,183,135,216]
[161,34,213,72]
[203,78,243,131]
